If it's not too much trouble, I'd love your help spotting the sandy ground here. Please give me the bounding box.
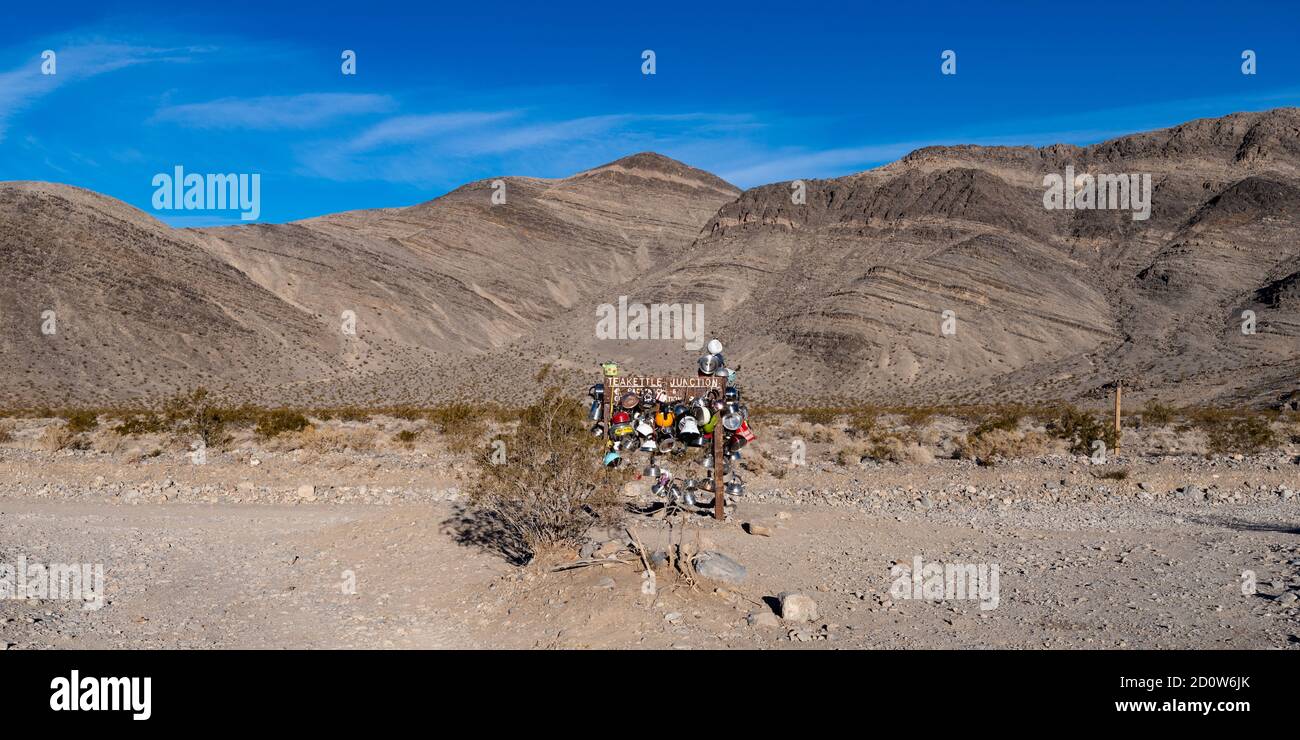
[1,427,1297,650]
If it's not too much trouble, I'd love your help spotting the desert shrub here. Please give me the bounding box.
[0,419,13,443]
[394,429,420,446]
[900,407,937,428]
[970,408,1024,438]
[429,403,485,454]
[254,408,310,439]
[956,428,1050,462]
[1204,415,1276,455]
[1141,401,1177,427]
[847,411,877,438]
[798,408,839,426]
[112,412,165,436]
[1093,469,1129,481]
[466,387,627,562]
[163,388,232,448]
[60,409,99,434]
[296,426,377,453]
[837,431,932,465]
[333,407,373,423]
[1048,405,1120,456]
[39,424,88,451]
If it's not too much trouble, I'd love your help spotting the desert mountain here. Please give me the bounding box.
[0,154,739,406]
[2,112,1298,409]
[379,109,1300,409]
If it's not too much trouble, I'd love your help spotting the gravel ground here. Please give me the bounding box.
[0,436,1297,650]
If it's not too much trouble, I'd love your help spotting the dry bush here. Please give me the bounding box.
[797,408,840,426]
[0,419,14,443]
[791,420,841,445]
[1203,415,1277,455]
[112,412,166,436]
[430,403,486,455]
[298,426,378,454]
[956,428,1051,461]
[393,428,421,448]
[89,428,131,454]
[60,410,99,434]
[899,407,937,428]
[164,388,234,448]
[1047,405,1120,456]
[838,432,933,465]
[38,423,87,451]
[1140,401,1177,427]
[466,388,628,562]
[254,408,310,439]
[847,411,877,438]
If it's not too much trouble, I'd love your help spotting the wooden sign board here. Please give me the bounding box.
[606,375,726,400]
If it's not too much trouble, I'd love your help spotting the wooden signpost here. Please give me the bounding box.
[604,374,729,520]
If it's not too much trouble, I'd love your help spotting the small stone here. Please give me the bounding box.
[296,484,316,501]
[747,610,780,628]
[594,577,615,590]
[664,612,682,622]
[1138,482,1152,491]
[1276,592,1298,605]
[778,592,819,622]
[744,522,772,537]
[249,458,261,467]
[595,540,623,558]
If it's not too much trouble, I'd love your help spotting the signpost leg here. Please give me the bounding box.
[712,428,724,520]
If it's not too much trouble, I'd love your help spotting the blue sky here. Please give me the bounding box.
[1,0,1297,224]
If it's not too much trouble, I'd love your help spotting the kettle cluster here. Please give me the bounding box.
[587,339,756,511]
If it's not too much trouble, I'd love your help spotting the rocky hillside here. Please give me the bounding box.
[2,112,1298,409]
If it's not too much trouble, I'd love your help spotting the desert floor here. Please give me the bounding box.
[1,418,1298,650]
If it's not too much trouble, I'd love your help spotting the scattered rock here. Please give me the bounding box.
[594,577,616,590]
[692,551,747,584]
[778,592,819,622]
[744,522,772,537]
[1276,592,1298,605]
[296,484,316,501]
[747,610,780,628]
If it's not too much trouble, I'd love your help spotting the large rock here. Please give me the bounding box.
[778,592,819,622]
[692,551,747,584]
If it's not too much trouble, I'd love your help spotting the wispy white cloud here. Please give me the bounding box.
[297,109,761,184]
[153,93,398,130]
[346,111,519,152]
[716,141,932,185]
[0,41,207,141]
